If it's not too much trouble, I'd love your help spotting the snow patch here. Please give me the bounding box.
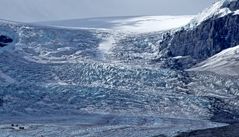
[188,45,239,76]
[188,0,239,27]
[218,8,232,17]
[112,16,193,33]
[98,36,115,54]
[190,1,225,26]
[39,16,194,33]
[234,10,239,15]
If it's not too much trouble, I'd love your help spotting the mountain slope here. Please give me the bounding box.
[158,0,239,69]
[188,45,239,76]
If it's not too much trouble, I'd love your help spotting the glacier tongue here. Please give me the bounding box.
[1,16,239,136]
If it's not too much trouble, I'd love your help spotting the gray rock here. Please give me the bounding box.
[158,0,239,69]
[162,14,239,61]
[0,35,13,47]
[175,123,239,137]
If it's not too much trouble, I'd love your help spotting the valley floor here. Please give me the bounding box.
[0,113,226,137]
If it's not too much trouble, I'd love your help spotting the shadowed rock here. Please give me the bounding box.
[0,35,13,47]
[160,14,239,62]
[175,123,239,137]
[158,0,239,69]
[223,0,239,11]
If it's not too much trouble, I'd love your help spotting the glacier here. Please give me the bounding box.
[1,1,239,136]
[38,16,194,34]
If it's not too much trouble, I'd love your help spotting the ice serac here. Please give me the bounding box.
[159,0,239,68]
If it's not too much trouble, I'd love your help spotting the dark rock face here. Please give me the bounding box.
[0,35,13,47]
[175,124,239,137]
[0,43,7,47]
[160,14,239,62]
[223,0,239,11]
[0,97,3,107]
[207,97,239,124]
[152,135,167,137]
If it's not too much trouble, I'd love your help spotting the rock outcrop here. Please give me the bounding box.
[0,35,13,47]
[159,0,239,68]
[175,123,239,137]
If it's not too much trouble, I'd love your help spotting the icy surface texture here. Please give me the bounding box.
[1,2,239,135]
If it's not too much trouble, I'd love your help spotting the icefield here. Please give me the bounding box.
[1,0,239,136]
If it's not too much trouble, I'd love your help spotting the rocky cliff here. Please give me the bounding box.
[159,0,239,68]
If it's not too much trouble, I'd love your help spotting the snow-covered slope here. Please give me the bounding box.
[189,0,239,27]
[188,45,239,76]
[158,0,239,69]
[38,16,194,33]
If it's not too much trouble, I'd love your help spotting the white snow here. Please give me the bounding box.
[218,8,232,17]
[38,16,194,62]
[190,0,225,26]
[98,36,115,54]
[111,16,194,33]
[188,0,238,27]
[188,45,239,76]
[57,47,74,52]
[234,10,239,15]
[39,16,194,33]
